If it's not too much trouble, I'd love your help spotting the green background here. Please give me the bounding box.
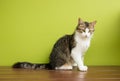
[0,0,120,66]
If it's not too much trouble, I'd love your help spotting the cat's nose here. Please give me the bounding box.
[85,35,88,38]
[85,35,89,38]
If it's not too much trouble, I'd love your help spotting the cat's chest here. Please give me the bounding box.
[76,40,90,52]
[73,37,90,54]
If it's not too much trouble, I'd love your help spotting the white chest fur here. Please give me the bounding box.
[73,33,91,54]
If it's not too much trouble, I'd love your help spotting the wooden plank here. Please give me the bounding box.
[0,66,120,81]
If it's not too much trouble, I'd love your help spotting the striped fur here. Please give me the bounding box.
[12,62,51,69]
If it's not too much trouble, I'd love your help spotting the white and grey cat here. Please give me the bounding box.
[13,18,96,71]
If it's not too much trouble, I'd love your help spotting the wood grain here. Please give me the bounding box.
[0,66,120,81]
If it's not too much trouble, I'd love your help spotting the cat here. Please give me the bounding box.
[13,18,96,71]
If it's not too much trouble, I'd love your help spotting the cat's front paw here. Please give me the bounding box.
[78,66,88,71]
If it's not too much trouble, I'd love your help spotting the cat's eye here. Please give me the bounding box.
[77,27,85,33]
[78,29,85,33]
[89,29,95,33]
[81,29,85,32]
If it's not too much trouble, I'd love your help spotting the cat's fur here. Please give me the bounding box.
[13,18,96,71]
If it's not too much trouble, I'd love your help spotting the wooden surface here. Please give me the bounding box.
[0,66,120,81]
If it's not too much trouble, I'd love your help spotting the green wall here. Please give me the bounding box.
[0,0,120,66]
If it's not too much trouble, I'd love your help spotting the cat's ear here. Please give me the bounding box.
[90,21,97,27]
[78,18,84,25]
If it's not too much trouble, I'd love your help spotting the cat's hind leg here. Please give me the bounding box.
[72,63,77,67]
[55,63,73,70]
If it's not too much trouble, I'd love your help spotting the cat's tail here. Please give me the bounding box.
[12,62,52,70]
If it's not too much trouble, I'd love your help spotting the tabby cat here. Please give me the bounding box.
[13,18,96,71]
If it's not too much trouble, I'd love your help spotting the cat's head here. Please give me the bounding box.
[76,18,97,39]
